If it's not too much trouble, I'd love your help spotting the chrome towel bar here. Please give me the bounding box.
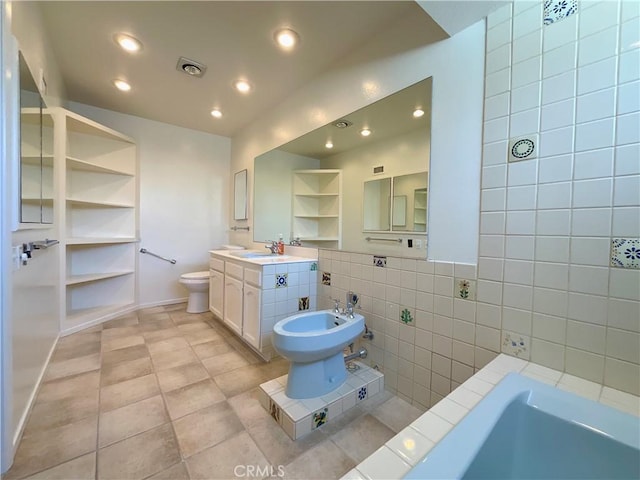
[140,248,177,264]
[365,237,402,243]
[231,226,250,231]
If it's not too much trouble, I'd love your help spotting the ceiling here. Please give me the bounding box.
[36,1,448,138]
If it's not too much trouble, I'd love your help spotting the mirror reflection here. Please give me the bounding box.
[19,51,52,224]
[254,77,431,252]
[234,169,248,220]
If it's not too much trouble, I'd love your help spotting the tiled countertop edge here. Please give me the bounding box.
[341,354,640,480]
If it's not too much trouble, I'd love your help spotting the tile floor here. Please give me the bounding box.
[4,303,425,480]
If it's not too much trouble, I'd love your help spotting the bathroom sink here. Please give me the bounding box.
[229,250,276,258]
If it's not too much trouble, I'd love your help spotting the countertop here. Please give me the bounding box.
[209,249,317,265]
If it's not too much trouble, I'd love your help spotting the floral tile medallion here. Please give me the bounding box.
[310,262,318,271]
[611,238,640,269]
[400,308,413,325]
[312,408,328,429]
[322,272,331,286]
[373,256,387,268]
[298,297,310,311]
[275,273,288,288]
[544,0,578,25]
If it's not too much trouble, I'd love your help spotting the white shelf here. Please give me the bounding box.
[66,303,136,326]
[294,193,339,198]
[66,270,134,286]
[66,237,137,245]
[293,214,339,218]
[66,198,135,208]
[66,156,134,176]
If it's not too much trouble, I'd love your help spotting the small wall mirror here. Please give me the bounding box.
[233,169,248,220]
[19,51,52,225]
[363,177,391,231]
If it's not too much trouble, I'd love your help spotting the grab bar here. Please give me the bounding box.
[140,248,177,264]
[365,237,402,243]
[231,226,250,231]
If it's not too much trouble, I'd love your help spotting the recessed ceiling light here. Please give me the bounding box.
[234,79,252,93]
[332,120,352,129]
[325,141,333,149]
[114,33,142,53]
[360,128,372,137]
[211,109,223,118]
[274,28,300,50]
[176,57,207,78]
[413,108,425,118]
[113,79,131,92]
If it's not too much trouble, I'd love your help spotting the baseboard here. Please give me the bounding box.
[136,297,188,310]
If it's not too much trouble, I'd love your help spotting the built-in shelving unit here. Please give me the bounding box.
[291,169,342,249]
[52,108,138,332]
[414,187,427,232]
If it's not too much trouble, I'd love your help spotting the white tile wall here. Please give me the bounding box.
[315,1,639,409]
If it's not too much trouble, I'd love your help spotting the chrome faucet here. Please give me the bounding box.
[344,291,357,319]
[265,241,278,254]
[289,237,302,246]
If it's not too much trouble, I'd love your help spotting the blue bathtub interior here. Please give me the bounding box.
[405,373,640,480]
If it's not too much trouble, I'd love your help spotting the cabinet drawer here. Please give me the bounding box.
[209,257,225,272]
[244,268,262,287]
[225,261,244,280]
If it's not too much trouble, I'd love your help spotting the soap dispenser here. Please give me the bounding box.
[277,234,285,255]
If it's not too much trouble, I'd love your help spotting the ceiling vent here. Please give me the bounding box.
[176,57,207,78]
[332,119,352,129]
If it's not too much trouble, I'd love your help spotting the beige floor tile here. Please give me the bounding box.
[191,340,233,360]
[226,337,263,363]
[99,395,169,447]
[97,424,180,480]
[102,334,145,353]
[176,321,213,334]
[37,370,100,403]
[228,388,272,431]
[186,431,270,480]
[100,356,154,387]
[183,328,227,346]
[6,416,97,479]
[22,452,96,480]
[138,311,172,322]
[150,347,199,371]
[147,462,190,480]
[100,325,140,340]
[146,336,190,355]
[213,364,269,397]
[281,440,355,480]
[156,363,210,393]
[137,306,166,316]
[258,357,290,379]
[23,389,99,436]
[162,302,188,312]
[369,395,425,433]
[173,401,244,458]
[103,314,139,329]
[44,353,101,382]
[57,331,102,349]
[170,312,206,325]
[51,340,101,363]
[100,373,160,412]
[137,318,175,332]
[247,415,326,467]
[315,405,365,436]
[200,350,250,377]
[164,379,225,420]
[330,414,395,463]
[101,344,149,367]
[141,327,182,343]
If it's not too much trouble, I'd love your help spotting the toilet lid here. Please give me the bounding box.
[181,271,209,280]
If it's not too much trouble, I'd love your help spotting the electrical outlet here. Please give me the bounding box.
[415,239,422,249]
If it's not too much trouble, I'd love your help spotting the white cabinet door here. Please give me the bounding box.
[209,269,224,319]
[243,282,261,349]
[223,275,243,336]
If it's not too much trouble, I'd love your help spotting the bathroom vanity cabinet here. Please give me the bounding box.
[209,250,318,360]
[52,108,138,333]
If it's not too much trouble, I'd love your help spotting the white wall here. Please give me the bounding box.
[323,128,430,257]
[68,102,231,307]
[231,14,485,263]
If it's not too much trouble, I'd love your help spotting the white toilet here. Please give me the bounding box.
[179,271,210,313]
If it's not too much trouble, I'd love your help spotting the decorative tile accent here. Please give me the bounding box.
[508,134,538,162]
[298,297,310,311]
[322,272,331,286]
[310,262,318,271]
[400,308,413,325]
[374,255,387,267]
[269,399,281,424]
[611,239,640,269]
[455,278,477,300]
[501,331,530,360]
[275,273,288,288]
[312,408,328,429]
[544,0,578,26]
[357,386,368,402]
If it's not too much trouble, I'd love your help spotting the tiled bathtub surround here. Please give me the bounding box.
[479,0,640,395]
[342,354,640,480]
[258,362,384,440]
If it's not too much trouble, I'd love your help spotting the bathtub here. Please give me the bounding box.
[404,373,640,480]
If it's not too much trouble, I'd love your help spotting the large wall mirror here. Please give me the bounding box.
[254,77,431,254]
[19,52,53,224]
